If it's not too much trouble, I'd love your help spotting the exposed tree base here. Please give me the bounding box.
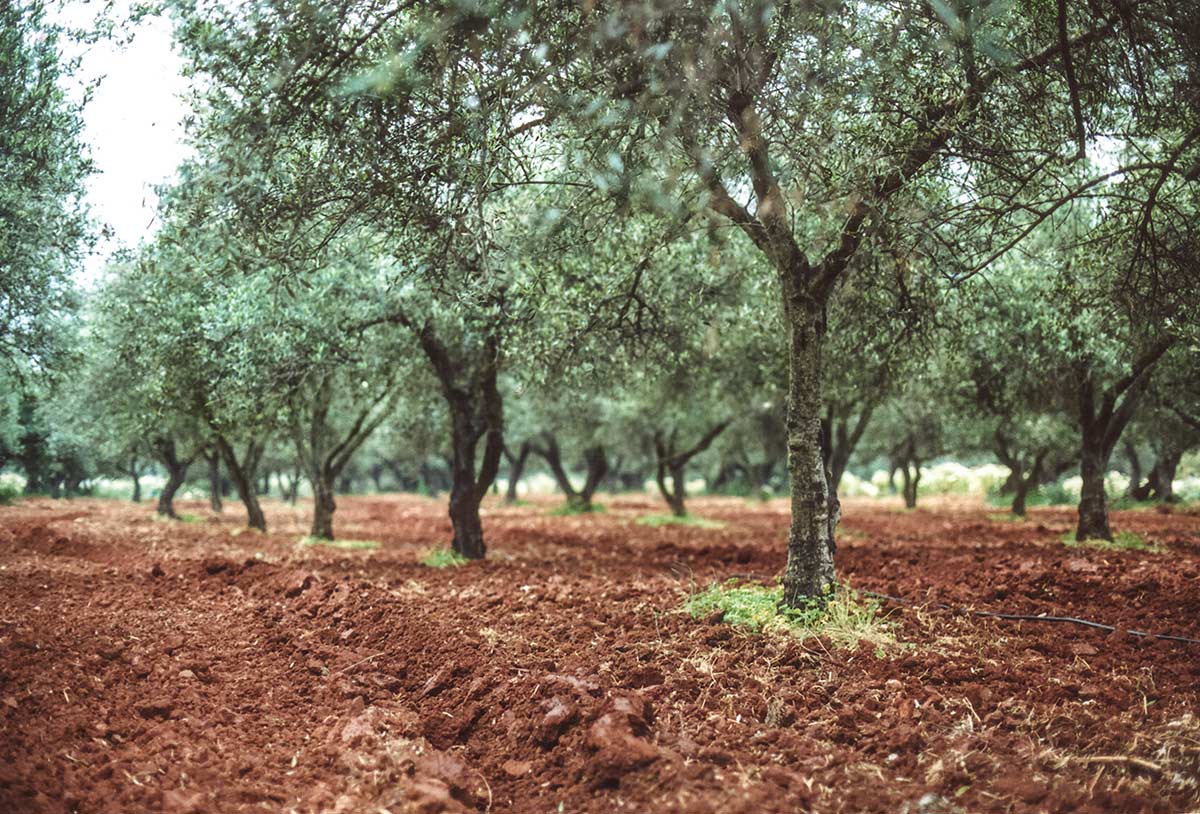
[450,508,487,559]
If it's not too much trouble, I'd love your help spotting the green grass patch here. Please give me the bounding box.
[548,501,606,516]
[420,548,470,568]
[154,512,204,523]
[1107,496,1160,511]
[986,512,1028,523]
[300,536,382,551]
[685,580,897,649]
[1061,529,1160,552]
[986,481,1075,509]
[636,513,726,529]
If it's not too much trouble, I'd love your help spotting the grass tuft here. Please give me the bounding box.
[420,548,470,568]
[1061,529,1160,552]
[986,512,1028,523]
[549,501,606,516]
[637,513,726,529]
[986,481,1074,509]
[155,512,204,524]
[685,580,897,649]
[300,536,381,551]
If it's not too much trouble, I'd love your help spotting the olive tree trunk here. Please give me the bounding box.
[291,373,397,540]
[402,321,503,560]
[900,460,921,510]
[1011,450,1047,517]
[1148,450,1182,503]
[533,432,607,512]
[822,401,875,493]
[446,395,502,558]
[310,480,336,540]
[1076,439,1112,540]
[281,467,302,504]
[1123,440,1147,499]
[125,454,143,503]
[780,304,837,607]
[654,461,688,517]
[152,437,194,519]
[203,447,223,512]
[214,435,267,532]
[502,442,532,504]
[1073,340,1171,541]
[653,420,730,517]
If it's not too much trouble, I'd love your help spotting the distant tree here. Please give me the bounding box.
[77,267,209,517]
[822,248,933,494]
[951,276,1076,516]
[91,225,278,531]
[983,225,1181,540]
[169,1,576,557]
[864,390,950,511]
[1125,352,1200,503]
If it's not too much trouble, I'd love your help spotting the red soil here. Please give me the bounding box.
[1,494,1198,813]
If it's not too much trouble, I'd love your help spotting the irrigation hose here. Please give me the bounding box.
[858,590,1200,645]
[716,574,1200,645]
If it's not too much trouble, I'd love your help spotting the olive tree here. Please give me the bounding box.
[540,0,1188,605]
[170,1,585,557]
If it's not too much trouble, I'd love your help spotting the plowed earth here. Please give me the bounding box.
[1,494,1198,814]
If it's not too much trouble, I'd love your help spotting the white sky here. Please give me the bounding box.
[54,2,192,284]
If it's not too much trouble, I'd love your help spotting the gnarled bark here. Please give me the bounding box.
[1077,440,1112,540]
[822,401,876,493]
[1073,340,1171,541]
[411,323,503,559]
[213,435,267,532]
[151,437,195,519]
[502,441,532,504]
[532,432,608,512]
[780,300,837,606]
[653,420,731,517]
[290,373,397,540]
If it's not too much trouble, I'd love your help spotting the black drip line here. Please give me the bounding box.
[860,590,1200,645]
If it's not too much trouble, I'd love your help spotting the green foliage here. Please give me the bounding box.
[420,548,469,568]
[1032,481,1075,507]
[1061,530,1160,552]
[636,513,725,529]
[0,1,91,374]
[0,477,20,506]
[300,537,381,551]
[986,479,1075,508]
[685,581,896,648]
